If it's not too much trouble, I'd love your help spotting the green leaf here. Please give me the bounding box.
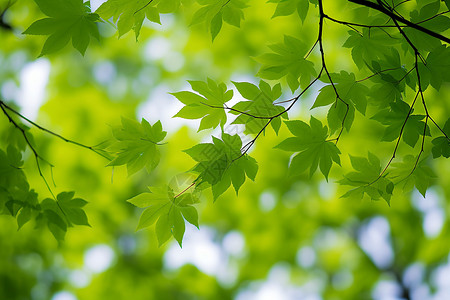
[184,133,258,200]
[96,0,178,38]
[425,45,450,90]
[0,146,26,189]
[371,101,430,147]
[24,0,99,55]
[390,155,436,197]
[275,117,340,180]
[257,35,317,92]
[41,197,69,240]
[190,0,247,40]
[108,118,166,175]
[314,71,368,115]
[431,118,450,158]
[127,186,199,247]
[180,206,199,229]
[270,0,309,22]
[211,11,223,41]
[57,192,90,226]
[172,78,233,131]
[339,152,393,205]
[343,28,398,69]
[231,80,285,134]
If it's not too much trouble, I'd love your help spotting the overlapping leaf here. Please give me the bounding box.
[390,155,436,197]
[96,0,179,38]
[425,45,450,90]
[191,0,248,41]
[275,117,340,180]
[343,28,398,69]
[366,49,409,106]
[172,78,233,131]
[403,2,444,53]
[312,71,368,133]
[339,152,394,205]
[231,80,286,134]
[127,186,199,246]
[257,35,317,92]
[108,117,166,175]
[371,100,430,148]
[269,0,310,22]
[40,192,89,241]
[431,118,450,158]
[23,0,100,55]
[184,133,258,199]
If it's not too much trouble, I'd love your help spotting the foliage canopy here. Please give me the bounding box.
[1,0,450,298]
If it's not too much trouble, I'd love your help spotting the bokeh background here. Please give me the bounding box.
[1,0,450,299]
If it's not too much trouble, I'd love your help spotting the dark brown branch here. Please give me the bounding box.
[0,100,112,160]
[0,102,55,198]
[370,91,420,185]
[348,0,450,44]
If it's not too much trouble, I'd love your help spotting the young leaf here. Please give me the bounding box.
[425,45,450,90]
[231,80,286,134]
[127,186,199,247]
[339,152,393,205]
[56,191,90,227]
[275,117,341,180]
[108,117,166,175]
[313,71,368,115]
[431,118,450,158]
[172,78,233,131]
[371,101,430,148]
[390,155,436,197]
[23,0,100,56]
[343,28,398,69]
[190,0,247,41]
[184,133,258,200]
[256,35,316,92]
[96,0,179,38]
[270,0,309,22]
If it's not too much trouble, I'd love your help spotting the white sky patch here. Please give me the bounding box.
[313,227,339,250]
[318,180,336,200]
[431,263,450,296]
[93,61,116,84]
[51,291,77,300]
[137,83,197,132]
[410,284,431,300]
[69,269,91,288]
[412,189,441,213]
[411,189,446,239]
[163,226,246,287]
[162,51,185,72]
[423,208,445,238]
[222,230,246,258]
[83,244,115,274]
[332,269,353,290]
[163,226,224,275]
[402,263,425,289]
[358,216,394,269]
[17,58,51,121]
[89,0,107,11]
[236,263,324,300]
[296,246,316,269]
[371,279,403,300]
[1,80,19,100]
[144,36,171,61]
[259,191,277,212]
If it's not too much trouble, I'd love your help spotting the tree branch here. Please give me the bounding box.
[348,0,450,44]
[0,100,112,160]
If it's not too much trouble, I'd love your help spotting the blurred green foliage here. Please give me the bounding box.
[0,0,450,299]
